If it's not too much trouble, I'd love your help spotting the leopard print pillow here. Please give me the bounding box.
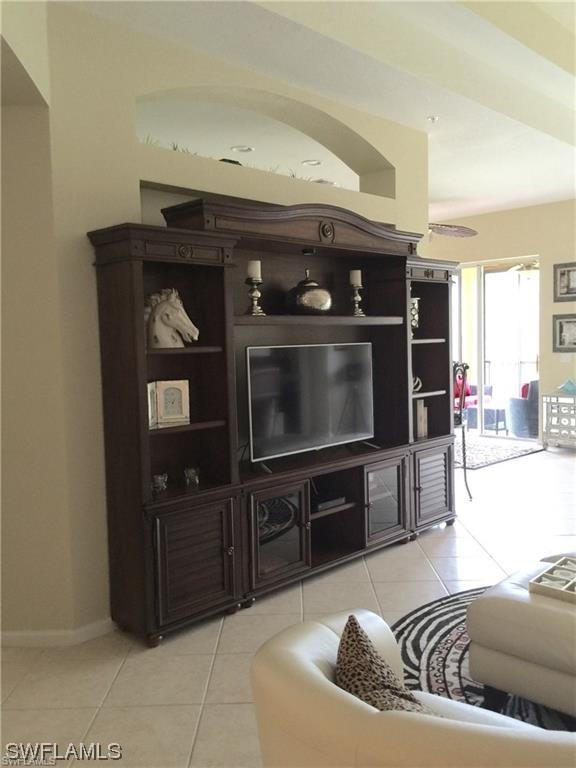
[335,615,436,715]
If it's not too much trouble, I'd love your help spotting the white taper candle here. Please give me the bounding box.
[246,260,262,280]
[350,269,362,287]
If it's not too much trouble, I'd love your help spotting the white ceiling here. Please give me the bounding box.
[83,1,576,221]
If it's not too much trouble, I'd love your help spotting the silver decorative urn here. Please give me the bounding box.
[286,269,332,315]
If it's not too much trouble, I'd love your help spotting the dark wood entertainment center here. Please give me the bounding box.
[88,199,456,646]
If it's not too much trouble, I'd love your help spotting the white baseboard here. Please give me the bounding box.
[2,617,115,647]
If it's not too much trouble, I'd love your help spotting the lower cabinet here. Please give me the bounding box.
[364,455,410,544]
[248,480,311,589]
[154,498,238,627]
[412,442,454,528]
[149,441,454,640]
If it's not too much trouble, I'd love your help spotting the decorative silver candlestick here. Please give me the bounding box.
[245,278,266,316]
[351,284,365,317]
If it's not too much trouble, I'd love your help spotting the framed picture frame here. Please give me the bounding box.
[553,262,576,302]
[148,380,190,429]
[553,314,576,353]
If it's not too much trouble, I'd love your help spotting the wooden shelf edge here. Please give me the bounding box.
[311,501,357,520]
[147,346,223,355]
[234,315,403,326]
[149,419,226,436]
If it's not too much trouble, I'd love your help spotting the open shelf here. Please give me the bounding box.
[311,501,357,520]
[235,315,403,326]
[147,346,223,355]
[149,419,226,436]
[311,504,364,567]
[312,546,363,568]
[411,338,446,345]
[412,390,446,399]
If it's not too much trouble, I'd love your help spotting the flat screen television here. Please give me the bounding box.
[247,342,374,462]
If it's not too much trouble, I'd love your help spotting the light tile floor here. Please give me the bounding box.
[2,448,575,767]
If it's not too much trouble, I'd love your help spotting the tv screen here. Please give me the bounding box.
[247,343,374,462]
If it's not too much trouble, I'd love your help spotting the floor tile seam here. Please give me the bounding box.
[366,573,387,619]
[1,657,47,706]
[425,551,507,579]
[211,617,227,656]
[187,703,207,768]
[1,704,102,713]
[2,702,122,712]
[368,573,445,584]
[76,705,102,748]
[200,701,256,707]
[222,610,304,617]
[80,702,206,711]
[204,697,254,706]
[445,525,513,567]
[100,698,211,709]
[97,648,137,709]
[187,619,225,767]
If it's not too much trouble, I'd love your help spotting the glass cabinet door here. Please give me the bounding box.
[365,456,409,543]
[249,481,311,588]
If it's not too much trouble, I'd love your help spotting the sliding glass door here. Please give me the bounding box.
[459,263,539,439]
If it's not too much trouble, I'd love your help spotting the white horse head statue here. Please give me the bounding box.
[144,288,199,348]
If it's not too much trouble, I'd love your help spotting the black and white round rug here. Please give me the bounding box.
[391,588,575,731]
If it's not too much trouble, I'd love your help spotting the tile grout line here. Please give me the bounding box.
[97,643,135,710]
[187,618,225,768]
[415,540,452,594]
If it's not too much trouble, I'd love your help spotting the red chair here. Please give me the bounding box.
[453,362,472,500]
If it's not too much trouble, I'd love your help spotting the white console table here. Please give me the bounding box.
[542,392,576,448]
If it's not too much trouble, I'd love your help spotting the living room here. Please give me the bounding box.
[2,2,576,766]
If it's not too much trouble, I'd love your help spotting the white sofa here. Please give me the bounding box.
[250,609,576,768]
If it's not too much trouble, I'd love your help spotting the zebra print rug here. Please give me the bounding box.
[391,588,575,731]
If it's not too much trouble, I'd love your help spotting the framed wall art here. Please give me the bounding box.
[553,262,576,302]
[553,314,576,353]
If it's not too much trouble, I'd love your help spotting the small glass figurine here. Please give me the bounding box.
[184,466,200,489]
[151,473,168,494]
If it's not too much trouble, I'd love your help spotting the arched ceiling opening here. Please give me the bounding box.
[136,86,395,197]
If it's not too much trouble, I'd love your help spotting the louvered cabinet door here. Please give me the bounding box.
[413,443,454,527]
[154,499,237,626]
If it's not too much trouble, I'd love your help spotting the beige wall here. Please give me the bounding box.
[1,103,78,630]
[1,1,51,105]
[2,2,429,634]
[420,200,576,400]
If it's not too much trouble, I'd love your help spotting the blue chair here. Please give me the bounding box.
[508,380,539,438]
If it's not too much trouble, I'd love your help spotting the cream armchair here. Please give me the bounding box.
[250,609,575,768]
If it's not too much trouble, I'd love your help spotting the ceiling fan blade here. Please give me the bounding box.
[507,261,539,272]
[428,223,478,238]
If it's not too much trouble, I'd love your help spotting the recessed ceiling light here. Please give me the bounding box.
[301,159,322,166]
[427,116,439,123]
[230,145,254,153]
